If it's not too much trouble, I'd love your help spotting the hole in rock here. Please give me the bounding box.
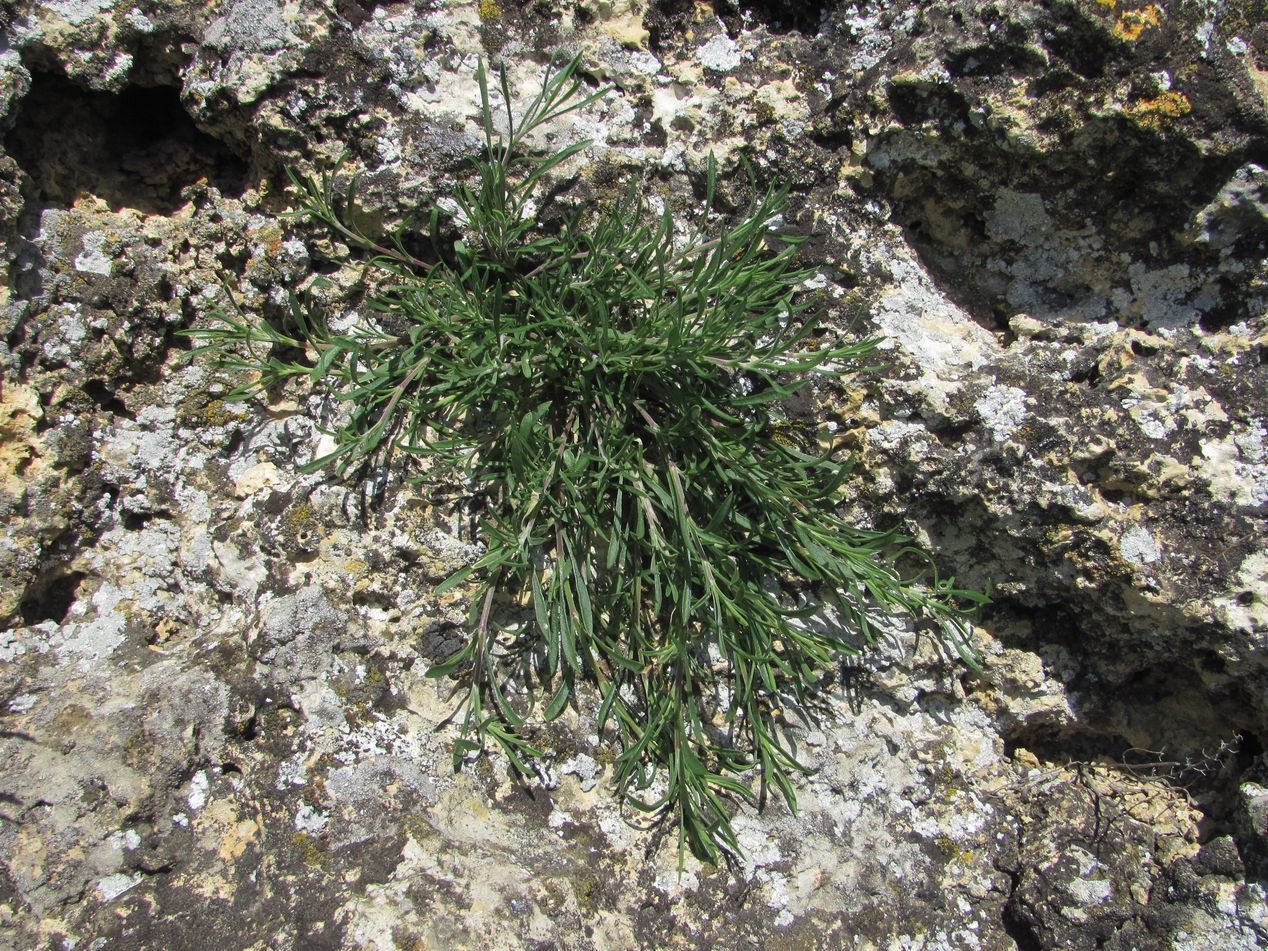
[647,0,824,49]
[1003,723,1136,766]
[1004,721,1260,843]
[236,715,259,742]
[866,87,1257,332]
[714,0,826,35]
[5,68,248,215]
[83,379,136,420]
[120,510,161,531]
[333,0,389,26]
[20,570,87,625]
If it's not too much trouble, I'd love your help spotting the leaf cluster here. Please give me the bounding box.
[188,56,986,865]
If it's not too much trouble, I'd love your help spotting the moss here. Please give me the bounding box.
[343,701,376,730]
[931,761,960,794]
[573,872,604,913]
[296,752,336,810]
[1206,0,1261,39]
[330,657,394,729]
[400,812,438,845]
[364,664,388,689]
[592,742,619,768]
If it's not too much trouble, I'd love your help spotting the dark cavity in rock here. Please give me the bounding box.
[5,68,248,215]
[868,111,1262,331]
[19,569,86,625]
[647,0,824,49]
[714,0,826,36]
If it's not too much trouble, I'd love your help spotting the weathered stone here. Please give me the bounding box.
[0,1,1264,948]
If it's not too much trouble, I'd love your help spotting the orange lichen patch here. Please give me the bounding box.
[1113,4,1162,41]
[0,383,45,496]
[1125,91,1192,131]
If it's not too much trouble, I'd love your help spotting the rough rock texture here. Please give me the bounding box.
[0,1,1265,949]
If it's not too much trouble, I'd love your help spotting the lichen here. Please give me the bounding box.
[1124,90,1192,132]
[291,831,331,869]
[176,386,246,430]
[1112,4,1162,42]
[279,501,321,551]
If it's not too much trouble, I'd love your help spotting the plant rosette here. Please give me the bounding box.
[187,55,987,866]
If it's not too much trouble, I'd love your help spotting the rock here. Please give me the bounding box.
[254,584,354,683]
[1236,782,1268,877]
[0,0,1265,948]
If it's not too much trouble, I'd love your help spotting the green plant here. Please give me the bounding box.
[189,56,986,865]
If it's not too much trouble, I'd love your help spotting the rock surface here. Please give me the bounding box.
[0,1,1265,948]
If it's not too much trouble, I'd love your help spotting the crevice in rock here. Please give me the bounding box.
[1000,866,1044,951]
[120,510,165,532]
[986,593,1264,853]
[1003,718,1258,845]
[1197,280,1261,333]
[1003,723,1136,770]
[1040,0,1117,79]
[235,714,259,742]
[4,66,248,215]
[945,41,1048,79]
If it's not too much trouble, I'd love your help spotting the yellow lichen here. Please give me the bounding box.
[291,831,331,868]
[1113,4,1162,41]
[477,0,501,21]
[218,817,260,863]
[177,386,246,429]
[933,835,977,864]
[1125,91,1192,131]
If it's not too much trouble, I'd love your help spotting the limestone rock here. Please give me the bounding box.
[0,1,1264,948]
